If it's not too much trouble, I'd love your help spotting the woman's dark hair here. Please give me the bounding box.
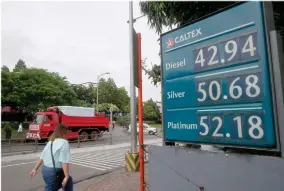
[49,123,68,142]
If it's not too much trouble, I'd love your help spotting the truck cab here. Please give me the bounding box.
[26,112,59,140]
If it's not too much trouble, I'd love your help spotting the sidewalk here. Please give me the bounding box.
[75,165,148,191]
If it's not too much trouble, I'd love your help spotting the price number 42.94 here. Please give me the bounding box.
[194,33,257,68]
[199,115,264,139]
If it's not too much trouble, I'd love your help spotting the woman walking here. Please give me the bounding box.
[29,123,73,191]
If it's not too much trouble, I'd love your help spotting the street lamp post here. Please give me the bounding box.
[129,1,137,154]
[96,72,110,113]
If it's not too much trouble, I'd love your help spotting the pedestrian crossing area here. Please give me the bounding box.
[70,147,128,171]
[70,142,161,171]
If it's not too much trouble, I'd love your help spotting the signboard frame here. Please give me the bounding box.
[160,2,284,152]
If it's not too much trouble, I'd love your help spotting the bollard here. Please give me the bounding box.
[35,139,38,152]
[77,135,80,148]
[8,139,11,153]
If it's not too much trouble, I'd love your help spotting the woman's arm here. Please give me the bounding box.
[29,159,43,178]
[33,159,43,171]
[62,163,69,178]
[30,142,48,179]
[61,163,70,186]
[60,141,71,186]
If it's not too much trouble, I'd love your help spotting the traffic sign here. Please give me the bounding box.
[161,2,282,149]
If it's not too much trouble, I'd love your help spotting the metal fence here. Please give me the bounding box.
[1,132,113,155]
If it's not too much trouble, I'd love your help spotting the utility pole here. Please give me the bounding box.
[125,1,139,175]
[129,1,137,153]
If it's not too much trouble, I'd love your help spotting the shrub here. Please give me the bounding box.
[3,123,13,132]
[1,121,30,130]
[116,116,129,126]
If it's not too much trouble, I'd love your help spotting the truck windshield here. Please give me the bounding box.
[33,114,44,124]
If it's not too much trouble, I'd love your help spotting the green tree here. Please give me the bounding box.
[1,69,20,106]
[116,87,130,113]
[16,68,78,111]
[140,2,284,85]
[2,60,131,114]
[1,65,10,72]
[96,78,130,112]
[2,61,78,112]
[95,103,120,114]
[143,99,161,122]
[13,59,27,72]
[97,78,118,105]
[71,84,96,107]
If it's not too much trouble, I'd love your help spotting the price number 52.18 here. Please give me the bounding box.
[199,114,264,139]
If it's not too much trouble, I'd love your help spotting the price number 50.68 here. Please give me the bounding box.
[194,33,258,71]
[199,114,264,139]
[197,74,261,102]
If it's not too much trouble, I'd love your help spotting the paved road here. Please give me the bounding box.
[1,133,161,191]
[1,126,163,155]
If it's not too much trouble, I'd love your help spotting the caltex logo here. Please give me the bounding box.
[167,38,174,48]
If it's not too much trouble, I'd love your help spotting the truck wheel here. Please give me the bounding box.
[79,131,88,141]
[90,131,99,141]
[148,131,154,135]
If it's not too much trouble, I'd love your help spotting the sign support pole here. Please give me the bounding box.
[129,1,137,153]
[137,33,145,191]
[269,30,284,158]
[125,1,139,174]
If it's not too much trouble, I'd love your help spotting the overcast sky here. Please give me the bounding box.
[1,1,162,102]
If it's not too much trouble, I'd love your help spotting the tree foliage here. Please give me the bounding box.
[96,78,130,113]
[1,65,10,72]
[143,98,161,122]
[71,84,96,107]
[140,2,284,85]
[13,59,27,72]
[2,67,77,112]
[95,103,120,113]
[1,60,130,114]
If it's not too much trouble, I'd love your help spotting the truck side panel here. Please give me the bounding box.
[61,113,109,128]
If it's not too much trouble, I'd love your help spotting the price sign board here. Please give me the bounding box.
[161,2,281,149]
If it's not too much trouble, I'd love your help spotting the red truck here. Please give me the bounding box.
[26,106,110,141]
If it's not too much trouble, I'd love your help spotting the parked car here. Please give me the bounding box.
[128,123,158,135]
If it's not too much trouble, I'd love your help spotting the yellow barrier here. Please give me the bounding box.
[125,152,139,172]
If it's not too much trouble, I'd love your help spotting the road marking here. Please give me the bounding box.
[2,161,37,168]
[71,157,123,168]
[70,162,106,170]
[76,152,124,160]
[69,147,129,171]
[70,159,112,170]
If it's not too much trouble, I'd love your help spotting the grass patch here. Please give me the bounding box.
[150,124,162,128]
